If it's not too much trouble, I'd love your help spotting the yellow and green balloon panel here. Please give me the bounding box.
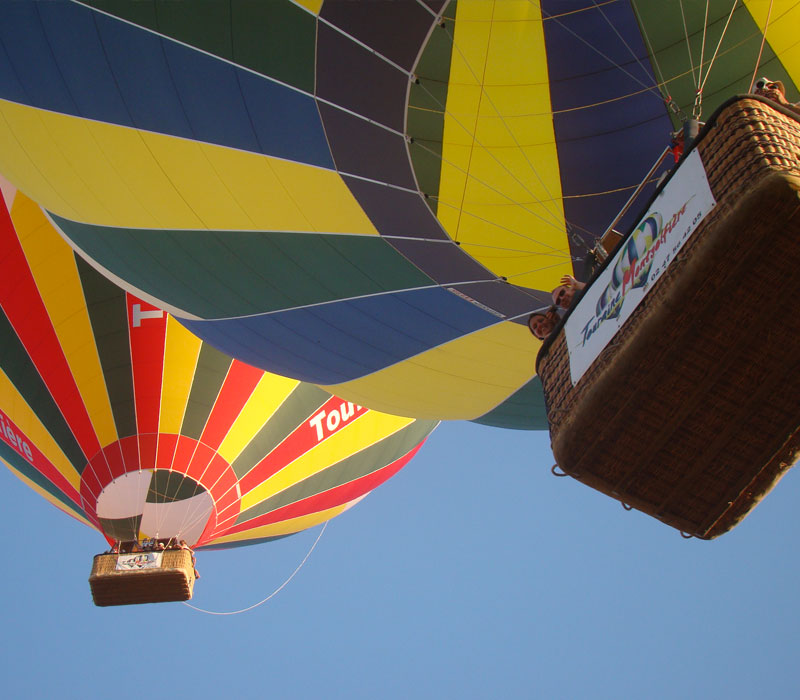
[0,1,797,427]
[0,185,437,549]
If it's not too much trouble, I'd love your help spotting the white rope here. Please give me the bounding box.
[748,0,775,92]
[534,0,665,102]
[592,0,658,89]
[697,0,711,89]
[678,0,699,89]
[698,0,740,93]
[629,1,669,97]
[181,521,328,616]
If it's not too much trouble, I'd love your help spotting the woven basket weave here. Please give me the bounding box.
[538,97,800,539]
[89,549,196,606]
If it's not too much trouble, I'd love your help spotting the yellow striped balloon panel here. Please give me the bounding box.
[0,2,796,427]
[0,186,437,549]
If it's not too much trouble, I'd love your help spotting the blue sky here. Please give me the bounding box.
[1,420,799,699]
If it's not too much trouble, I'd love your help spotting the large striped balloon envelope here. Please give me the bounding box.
[0,184,436,549]
[0,1,795,427]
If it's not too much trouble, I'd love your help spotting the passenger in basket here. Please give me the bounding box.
[753,78,800,115]
[528,308,560,340]
[552,275,586,310]
[180,540,200,580]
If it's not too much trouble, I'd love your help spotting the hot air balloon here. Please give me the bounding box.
[0,183,437,603]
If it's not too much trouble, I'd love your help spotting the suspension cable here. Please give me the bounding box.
[678,0,699,90]
[537,1,666,102]
[182,521,328,616]
[748,0,775,92]
[697,0,711,88]
[698,0,740,94]
[630,1,688,122]
[592,0,661,95]
[599,146,672,244]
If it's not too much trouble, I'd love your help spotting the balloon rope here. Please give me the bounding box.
[592,0,660,94]
[678,0,698,89]
[697,0,711,90]
[748,0,775,92]
[181,522,328,616]
[629,1,673,109]
[698,0,740,94]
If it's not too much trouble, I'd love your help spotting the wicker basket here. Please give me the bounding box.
[538,97,800,539]
[89,549,196,606]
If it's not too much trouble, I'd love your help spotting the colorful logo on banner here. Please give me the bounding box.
[586,203,692,344]
[593,212,664,324]
[116,552,163,570]
[564,148,716,384]
[581,201,698,349]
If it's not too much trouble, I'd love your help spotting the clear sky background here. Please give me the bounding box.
[1,419,798,700]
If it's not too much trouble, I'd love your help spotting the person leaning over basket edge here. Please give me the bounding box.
[180,540,200,580]
[528,307,560,340]
[753,77,800,116]
[552,275,586,310]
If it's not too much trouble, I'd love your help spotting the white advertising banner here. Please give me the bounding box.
[115,551,163,570]
[564,148,717,384]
